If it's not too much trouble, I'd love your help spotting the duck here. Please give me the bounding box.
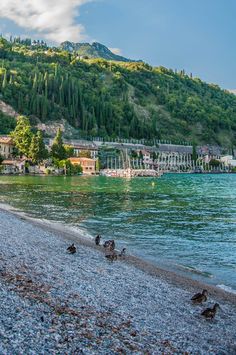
[95,235,101,246]
[201,303,220,319]
[119,248,126,257]
[103,240,115,251]
[191,289,208,304]
[67,243,76,254]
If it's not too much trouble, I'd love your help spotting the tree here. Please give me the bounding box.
[29,130,48,164]
[209,159,220,168]
[58,159,83,175]
[51,128,66,160]
[95,158,101,172]
[78,150,91,158]
[192,142,197,163]
[11,116,32,157]
[0,112,16,134]
[64,144,74,158]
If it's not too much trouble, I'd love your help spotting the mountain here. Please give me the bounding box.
[0,36,236,148]
[60,41,139,62]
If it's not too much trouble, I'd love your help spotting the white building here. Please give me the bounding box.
[220,155,236,167]
[0,136,14,158]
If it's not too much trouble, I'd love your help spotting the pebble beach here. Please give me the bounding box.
[0,206,236,354]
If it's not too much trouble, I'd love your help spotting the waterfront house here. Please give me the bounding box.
[73,145,98,159]
[0,136,14,158]
[49,139,99,159]
[68,157,96,175]
[1,159,25,174]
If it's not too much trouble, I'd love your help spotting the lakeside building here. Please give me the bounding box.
[49,139,99,159]
[1,159,25,174]
[220,155,236,168]
[0,136,14,158]
[68,157,96,175]
[72,144,98,160]
[1,133,234,174]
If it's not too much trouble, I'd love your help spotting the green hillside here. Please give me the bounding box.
[0,37,236,147]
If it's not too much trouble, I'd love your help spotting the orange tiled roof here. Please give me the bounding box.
[2,160,15,165]
[0,136,13,144]
[68,157,96,162]
[2,159,25,165]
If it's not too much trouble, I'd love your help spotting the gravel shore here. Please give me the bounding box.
[0,207,236,354]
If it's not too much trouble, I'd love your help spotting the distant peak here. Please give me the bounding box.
[60,41,139,62]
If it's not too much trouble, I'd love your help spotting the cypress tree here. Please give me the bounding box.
[29,130,48,164]
[51,128,66,160]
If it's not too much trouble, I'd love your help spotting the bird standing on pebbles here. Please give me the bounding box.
[191,289,208,304]
[67,243,76,254]
[95,235,101,246]
[201,303,220,319]
[119,248,126,257]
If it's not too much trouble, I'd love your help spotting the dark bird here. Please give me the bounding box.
[103,240,115,251]
[67,243,76,254]
[201,303,220,319]
[119,248,126,257]
[191,289,208,304]
[95,235,101,246]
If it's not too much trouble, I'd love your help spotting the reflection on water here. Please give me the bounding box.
[0,174,236,290]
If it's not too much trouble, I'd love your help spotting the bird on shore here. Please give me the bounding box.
[95,235,101,246]
[201,303,220,319]
[191,289,208,304]
[103,240,115,251]
[67,243,76,254]
[119,248,126,258]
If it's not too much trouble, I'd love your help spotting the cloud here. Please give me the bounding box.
[0,0,93,43]
[109,47,122,55]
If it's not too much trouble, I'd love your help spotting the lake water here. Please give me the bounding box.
[0,174,235,292]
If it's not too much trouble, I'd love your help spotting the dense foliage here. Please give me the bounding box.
[0,37,236,147]
[0,111,16,134]
[10,116,81,174]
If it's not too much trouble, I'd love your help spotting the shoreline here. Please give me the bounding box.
[1,204,236,353]
[1,202,235,305]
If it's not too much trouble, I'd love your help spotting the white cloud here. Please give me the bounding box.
[109,47,122,55]
[0,0,94,43]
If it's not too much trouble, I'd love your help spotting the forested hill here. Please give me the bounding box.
[0,37,236,148]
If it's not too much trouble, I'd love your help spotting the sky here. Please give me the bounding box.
[0,0,235,89]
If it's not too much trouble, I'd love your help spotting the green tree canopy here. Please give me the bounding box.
[11,115,32,157]
[29,130,48,164]
[51,128,66,160]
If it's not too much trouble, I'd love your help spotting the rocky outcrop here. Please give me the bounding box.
[0,100,19,118]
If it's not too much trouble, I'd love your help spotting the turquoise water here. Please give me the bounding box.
[0,174,235,291]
